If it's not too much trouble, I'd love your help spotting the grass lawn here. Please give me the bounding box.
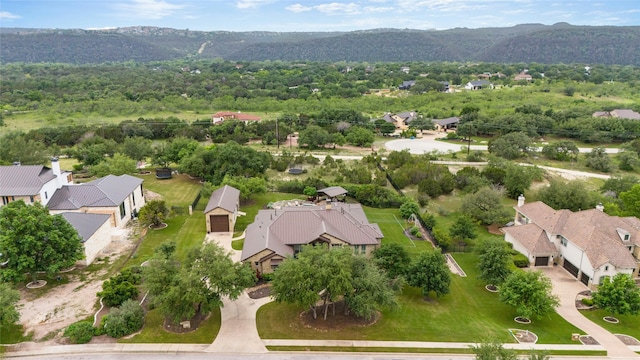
[579,309,640,340]
[0,324,30,344]
[118,307,221,344]
[128,214,206,266]
[257,253,582,344]
[363,206,433,257]
[265,346,606,356]
[134,173,202,207]
[231,239,244,251]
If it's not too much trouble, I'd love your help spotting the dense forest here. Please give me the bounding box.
[1,24,640,65]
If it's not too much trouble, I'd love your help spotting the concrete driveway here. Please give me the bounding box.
[536,266,639,359]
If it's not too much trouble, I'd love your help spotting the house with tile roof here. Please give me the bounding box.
[47,174,145,230]
[204,185,240,233]
[0,158,72,207]
[241,202,383,275]
[382,111,418,131]
[503,196,639,287]
[211,111,261,125]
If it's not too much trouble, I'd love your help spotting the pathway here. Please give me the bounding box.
[536,266,639,359]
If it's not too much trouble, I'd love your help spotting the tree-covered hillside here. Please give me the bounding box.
[1,24,639,65]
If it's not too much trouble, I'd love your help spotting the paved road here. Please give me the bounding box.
[385,136,620,154]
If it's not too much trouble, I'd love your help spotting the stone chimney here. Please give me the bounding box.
[596,203,604,212]
[517,194,525,207]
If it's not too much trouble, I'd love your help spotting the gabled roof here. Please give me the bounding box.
[212,111,261,121]
[468,80,492,86]
[48,174,142,210]
[204,185,240,213]
[317,186,347,198]
[241,203,383,261]
[433,117,460,126]
[0,165,55,196]
[502,223,556,255]
[383,111,418,124]
[515,201,638,269]
[611,109,640,120]
[60,212,111,243]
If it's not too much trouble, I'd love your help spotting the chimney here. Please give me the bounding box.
[596,203,604,212]
[517,194,525,207]
[51,157,61,176]
[326,203,332,210]
[12,161,21,166]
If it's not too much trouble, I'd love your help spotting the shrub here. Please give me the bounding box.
[512,254,529,268]
[581,297,594,306]
[432,228,452,251]
[276,180,305,194]
[63,321,95,344]
[261,273,274,282]
[409,226,422,238]
[98,268,141,307]
[399,200,420,219]
[466,151,484,162]
[103,300,144,338]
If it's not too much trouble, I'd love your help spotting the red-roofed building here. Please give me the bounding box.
[211,111,261,125]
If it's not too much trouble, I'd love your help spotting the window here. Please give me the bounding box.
[331,243,342,248]
[604,265,609,271]
[44,191,48,199]
[254,261,259,266]
[119,202,126,219]
[353,245,366,255]
[132,193,135,206]
[29,196,34,203]
[624,234,630,241]
[293,244,302,255]
[560,236,568,247]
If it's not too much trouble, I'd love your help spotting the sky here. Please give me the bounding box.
[1,0,639,32]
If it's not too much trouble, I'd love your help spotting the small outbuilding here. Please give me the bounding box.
[204,185,240,233]
[317,186,348,202]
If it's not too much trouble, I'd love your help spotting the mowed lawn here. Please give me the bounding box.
[119,308,221,344]
[363,207,434,256]
[257,251,583,344]
[134,173,202,207]
[579,309,640,340]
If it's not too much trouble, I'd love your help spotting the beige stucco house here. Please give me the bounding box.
[204,185,240,233]
[503,196,639,288]
[241,202,383,275]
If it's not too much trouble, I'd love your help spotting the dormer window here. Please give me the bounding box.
[616,228,631,242]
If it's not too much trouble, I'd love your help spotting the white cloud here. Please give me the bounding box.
[0,11,21,19]
[395,0,483,12]
[114,0,185,19]
[236,0,273,9]
[363,6,394,13]
[285,4,313,13]
[315,2,361,15]
[86,26,118,30]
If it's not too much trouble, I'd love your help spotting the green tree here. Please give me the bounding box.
[592,273,640,319]
[0,201,84,283]
[536,179,596,212]
[504,164,537,199]
[63,321,95,344]
[143,242,255,323]
[499,270,559,320]
[617,150,640,171]
[476,239,513,286]
[89,153,137,177]
[97,268,141,307]
[399,200,420,219]
[541,140,579,162]
[585,147,613,173]
[0,282,20,327]
[408,118,435,132]
[120,136,153,162]
[220,175,267,202]
[373,243,411,280]
[345,127,375,147]
[0,134,48,165]
[379,122,397,136]
[619,184,640,217]
[298,125,332,149]
[138,200,169,227]
[488,132,532,160]
[344,256,399,321]
[461,186,511,225]
[601,176,640,198]
[449,216,477,242]
[406,250,451,298]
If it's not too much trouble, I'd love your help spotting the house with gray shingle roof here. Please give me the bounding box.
[433,117,460,131]
[48,174,145,229]
[382,111,418,131]
[503,197,639,287]
[61,212,112,265]
[464,80,493,90]
[0,158,72,207]
[205,185,240,233]
[241,203,383,275]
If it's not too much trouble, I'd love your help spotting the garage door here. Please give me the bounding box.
[580,273,590,286]
[210,215,229,232]
[534,256,549,266]
[562,259,579,278]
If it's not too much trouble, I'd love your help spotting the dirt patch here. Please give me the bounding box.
[17,227,137,341]
[487,224,503,235]
[580,335,599,345]
[299,301,378,331]
[144,189,163,201]
[248,284,271,299]
[510,329,537,343]
[616,334,640,345]
[163,311,210,333]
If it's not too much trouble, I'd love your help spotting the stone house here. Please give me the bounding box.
[204,185,240,233]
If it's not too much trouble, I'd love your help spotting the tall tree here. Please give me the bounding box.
[592,273,640,320]
[373,243,411,280]
[499,270,559,320]
[461,186,511,225]
[449,216,477,242]
[476,239,513,286]
[138,200,170,228]
[536,179,596,212]
[0,201,84,283]
[89,153,137,177]
[343,256,399,320]
[406,250,451,298]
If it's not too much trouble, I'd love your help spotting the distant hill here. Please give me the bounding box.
[1,24,639,65]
